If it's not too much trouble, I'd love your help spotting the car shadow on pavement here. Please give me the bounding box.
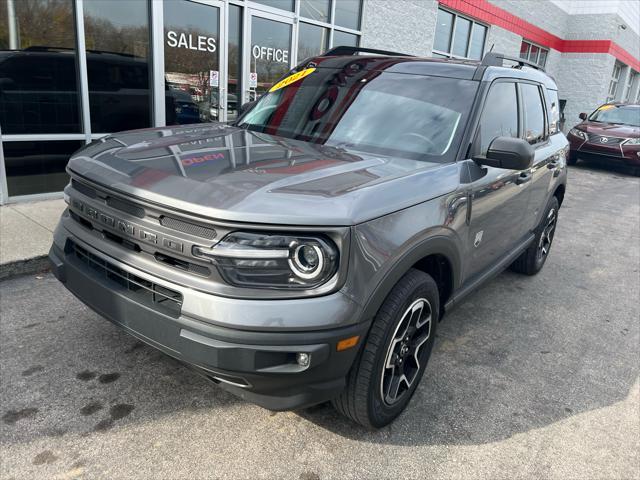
[570,161,638,178]
[296,268,640,445]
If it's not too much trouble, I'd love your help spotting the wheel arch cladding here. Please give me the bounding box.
[360,236,461,323]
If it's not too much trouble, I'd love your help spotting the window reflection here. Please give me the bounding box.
[252,0,294,12]
[227,4,242,121]
[300,0,330,22]
[298,23,328,60]
[250,17,291,97]
[4,140,83,196]
[84,0,151,132]
[0,0,80,134]
[334,0,362,30]
[333,30,359,47]
[164,0,220,125]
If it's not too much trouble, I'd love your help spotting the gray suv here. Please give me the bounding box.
[49,48,568,428]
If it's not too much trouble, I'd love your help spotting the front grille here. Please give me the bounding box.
[586,134,625,145]
[70,241,183,318]
[106,196,145,218]
[160,216,217,240]
[72,179,97,198]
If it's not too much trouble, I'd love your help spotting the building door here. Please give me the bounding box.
[163,0,227,125]
[243,10,294,105]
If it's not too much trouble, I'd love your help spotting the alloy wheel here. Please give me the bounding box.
[537,208,557,261]
[380,298,432,406]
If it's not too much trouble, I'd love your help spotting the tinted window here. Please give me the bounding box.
[521,83,545,144]
[237,68,478,163]
[84,0,151,132]
[164,0,220,125]
[298,23,329,60]
[468,24,487,60]
[433,9,454,53]
[252,0,294,12]
[334,0,362,30]
[227,4,242,121]
[250,17,292,96]
[452,17,471,57]
[0,0,80,134]
[300,0,330,22]
[477,82,518,155]
[4,140,83,196]
[333,30,359,48]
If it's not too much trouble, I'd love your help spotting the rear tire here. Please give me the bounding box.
[510,195,560,275]
[332,269,439,428]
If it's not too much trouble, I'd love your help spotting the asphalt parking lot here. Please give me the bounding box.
[1,165,638,480]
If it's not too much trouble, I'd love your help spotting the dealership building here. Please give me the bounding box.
[0,0,638,204]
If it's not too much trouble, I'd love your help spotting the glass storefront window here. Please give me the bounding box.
[163,0,221,125]
[4,140,83,196]
[227,4,242,121]
[433,9,454,53]
[0,0,80,134]
[252,0,294,12]
[333,30,358,47]
[250,17,291,97]
[298,23,328,60]
[300,0,330,23]
[334,0,362,30]
[451,16,471,57]
[83,0,151,132]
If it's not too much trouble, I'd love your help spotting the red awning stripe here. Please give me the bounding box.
[439,0,640,72]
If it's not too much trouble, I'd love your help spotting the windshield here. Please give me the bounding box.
[236,63,478,162]
[588,104,640,127]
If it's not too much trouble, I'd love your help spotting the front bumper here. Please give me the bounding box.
[568,135,640,166]
[49,231,368,411]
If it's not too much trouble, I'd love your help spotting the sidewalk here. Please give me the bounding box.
[0,199,66,280]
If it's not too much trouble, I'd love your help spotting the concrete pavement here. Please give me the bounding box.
[0,199,66,280]
[0,165,638,479]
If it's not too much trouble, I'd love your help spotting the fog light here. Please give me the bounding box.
[296,352,310,367]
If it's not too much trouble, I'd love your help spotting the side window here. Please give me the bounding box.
[477,82,519,156]
[546,88,560,134]
[520,83,546,144]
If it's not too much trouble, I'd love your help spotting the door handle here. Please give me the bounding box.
[516,171,532,185]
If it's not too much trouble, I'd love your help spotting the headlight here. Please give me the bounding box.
[569,128,588,141]
[193,232,339,289]
[623,137,640,145]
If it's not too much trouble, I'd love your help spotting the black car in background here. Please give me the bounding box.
[0,46,199,134]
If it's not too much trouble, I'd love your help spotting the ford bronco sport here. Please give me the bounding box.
[49,47,568,428]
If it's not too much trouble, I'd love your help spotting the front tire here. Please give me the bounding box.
[510,195,559,275]
[332,269,439,428]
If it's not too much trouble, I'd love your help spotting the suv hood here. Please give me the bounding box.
[68,123,460,226]
[578,121,640,138]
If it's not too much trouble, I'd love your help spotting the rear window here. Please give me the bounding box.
[236,63,478,163]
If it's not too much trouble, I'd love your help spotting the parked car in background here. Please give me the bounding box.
[567,103,640,175]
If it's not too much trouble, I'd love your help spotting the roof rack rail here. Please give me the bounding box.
[481,52,545,72]
[323,46,413,57]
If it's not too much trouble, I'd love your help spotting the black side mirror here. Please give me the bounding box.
[474,136,534,170]
[239,101,256,115]
[579,112,588,120]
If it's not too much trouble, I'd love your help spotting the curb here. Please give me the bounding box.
[0,256,51,281]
